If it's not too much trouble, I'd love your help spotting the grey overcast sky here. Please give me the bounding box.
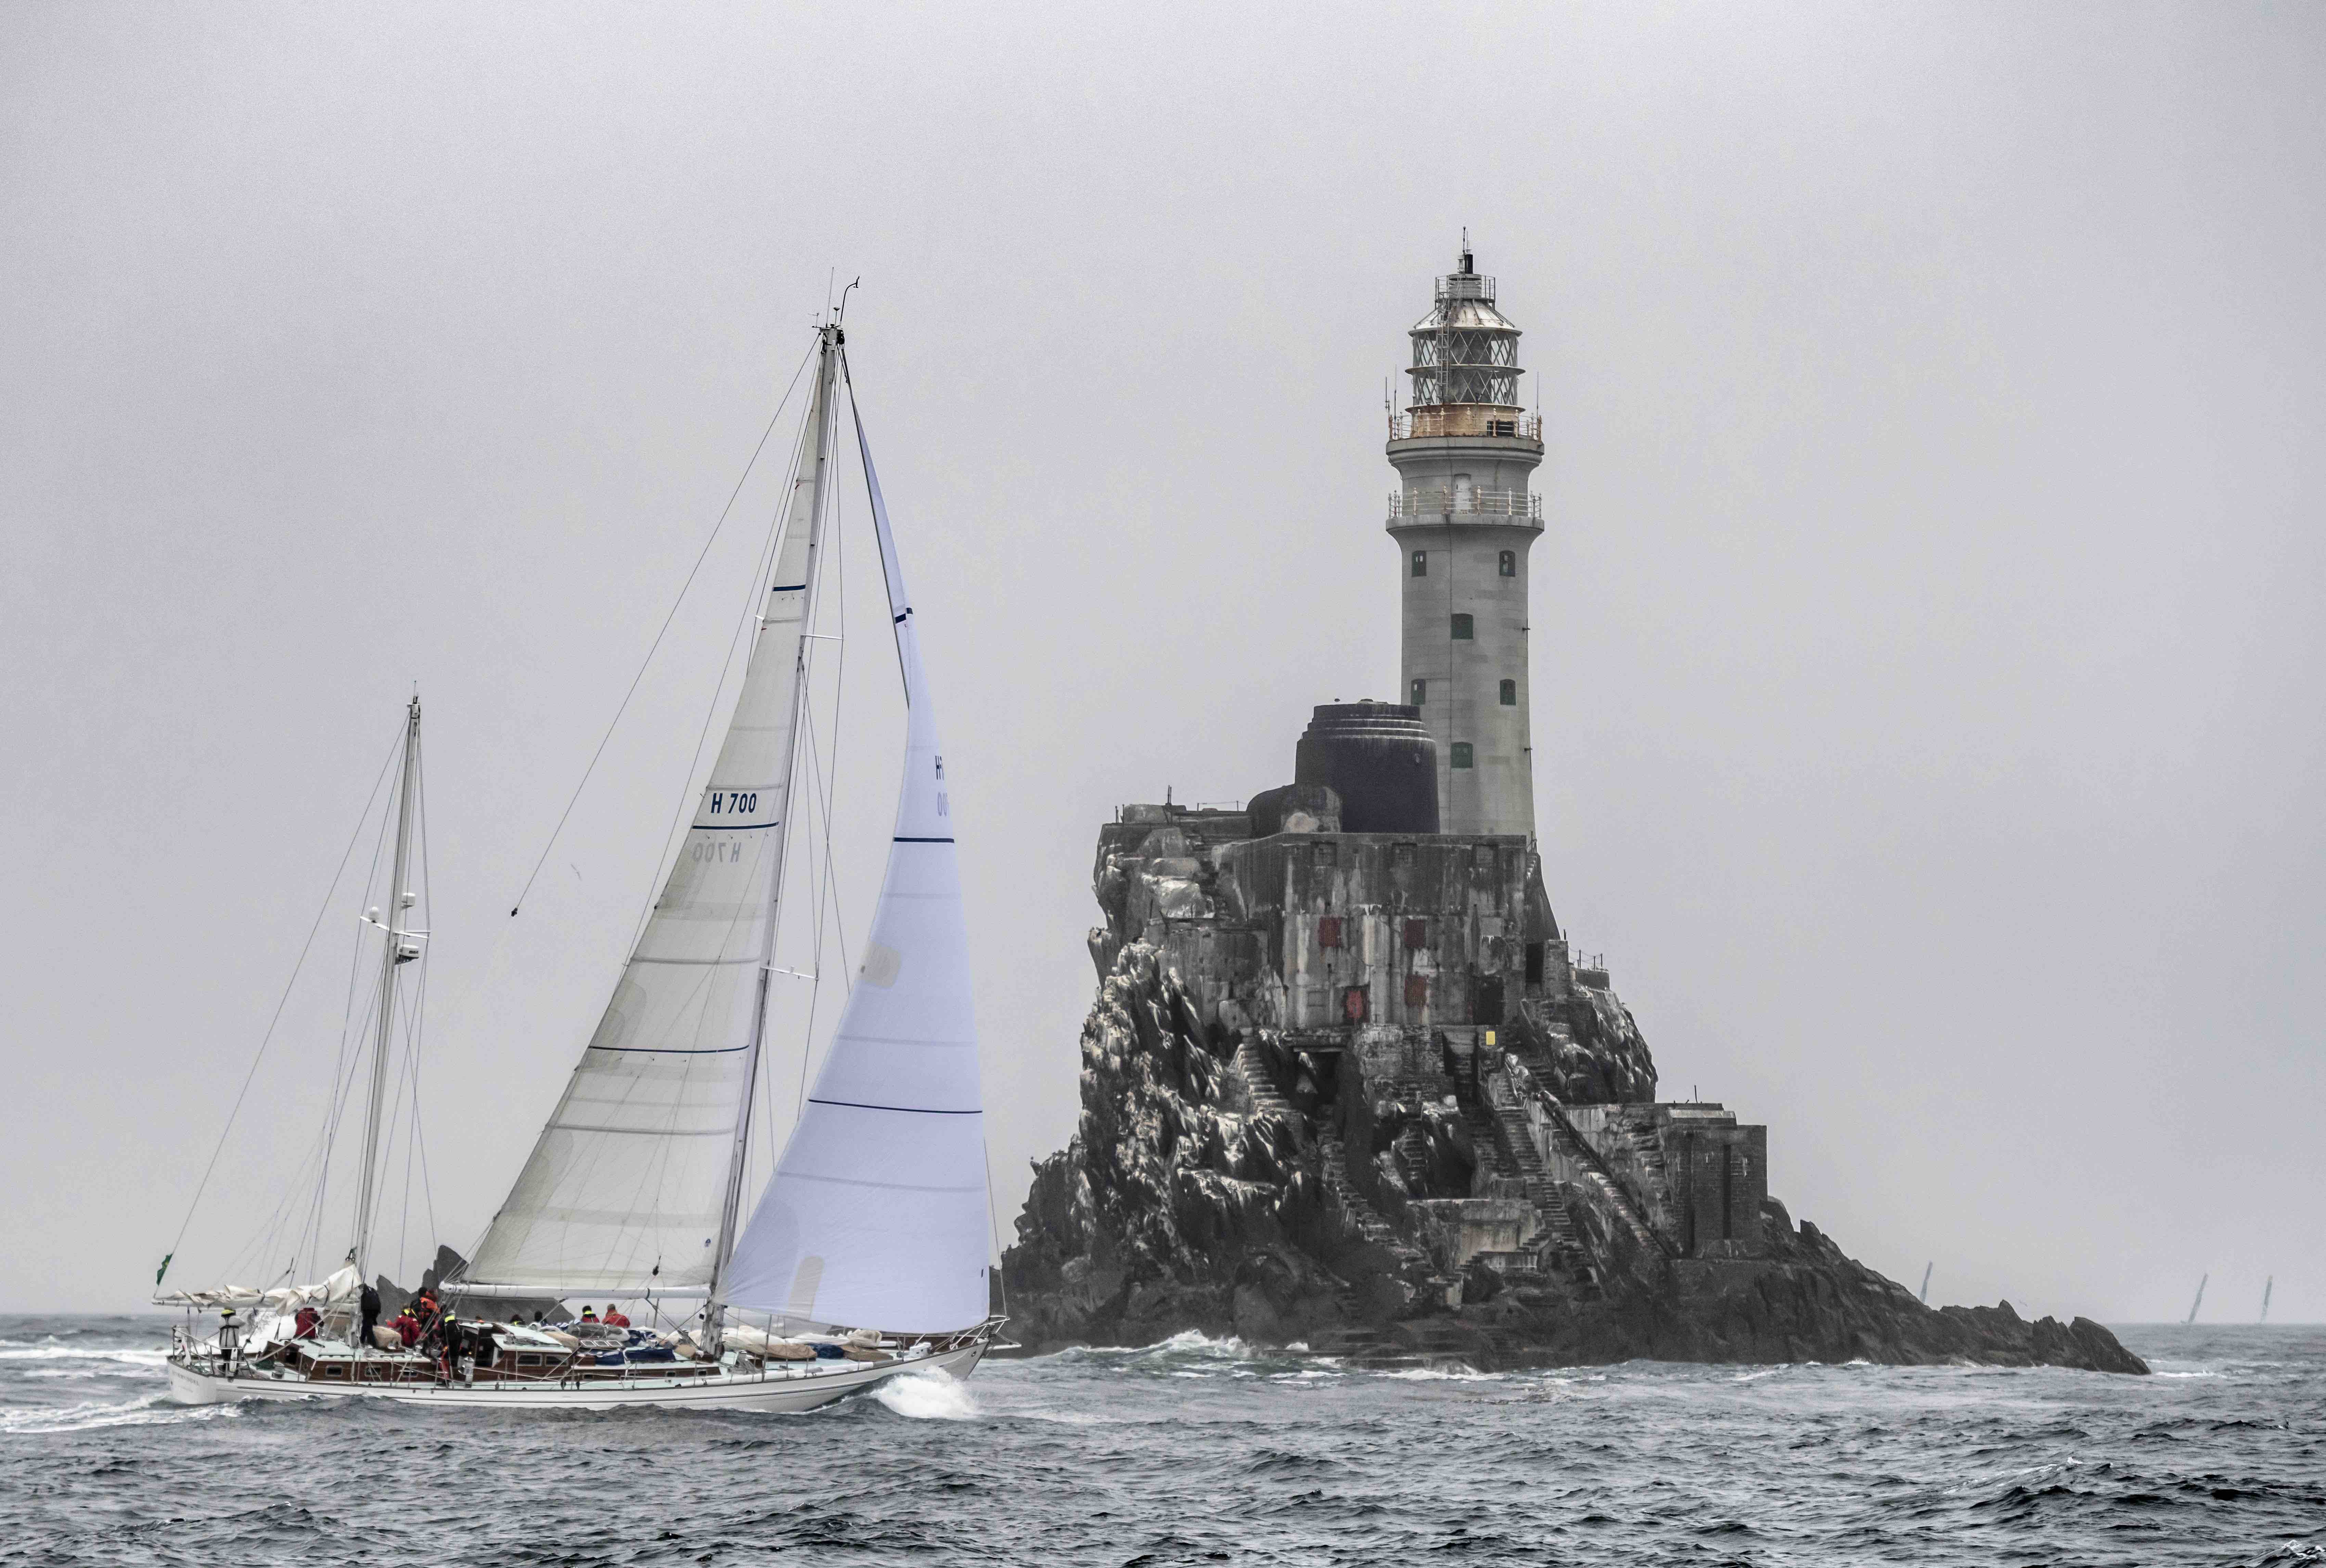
[3,3,2319,1321]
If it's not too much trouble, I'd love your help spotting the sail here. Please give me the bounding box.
[722,392,990,1333]
[464,349,837,1294]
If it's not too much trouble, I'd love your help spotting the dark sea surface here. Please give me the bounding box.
[1,1316,2319,1566]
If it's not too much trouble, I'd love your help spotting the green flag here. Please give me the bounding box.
[155,1254,172,1289]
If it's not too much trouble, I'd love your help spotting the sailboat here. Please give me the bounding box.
[162,318,1002,1411]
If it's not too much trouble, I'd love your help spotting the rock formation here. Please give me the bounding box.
[1000,799,2145,1375]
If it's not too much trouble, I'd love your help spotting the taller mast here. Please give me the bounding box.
[706,321,842,1324]
[351,694,422,1281]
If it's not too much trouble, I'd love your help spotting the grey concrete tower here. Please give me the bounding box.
[1385,242,1545,838]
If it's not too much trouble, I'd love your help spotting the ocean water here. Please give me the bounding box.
[1,1317,2318,1565]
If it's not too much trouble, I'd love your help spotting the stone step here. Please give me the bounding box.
[1231,1034,1297,1123]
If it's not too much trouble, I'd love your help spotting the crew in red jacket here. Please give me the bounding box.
[602,1303,632,1329]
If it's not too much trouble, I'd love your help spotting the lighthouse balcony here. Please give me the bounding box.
[1388,489,1543,522]
[1388,408,1542,442]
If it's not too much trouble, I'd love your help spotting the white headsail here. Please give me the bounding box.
[464,342,839,1295]
[721,387,990,1334]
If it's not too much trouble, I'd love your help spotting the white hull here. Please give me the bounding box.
[165,1342,984,1414]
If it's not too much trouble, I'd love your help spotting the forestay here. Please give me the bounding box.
[722,393,990,1334]
[465,355,837,1295]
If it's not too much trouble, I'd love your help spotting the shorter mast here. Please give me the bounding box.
[351,695,422,1282]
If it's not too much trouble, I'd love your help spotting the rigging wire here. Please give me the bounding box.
[311,758,403,1275]
[292,963,384,1282]
[157,724,402,1290]
[619,405,812,961]
[410,726,440,1262]
[838,340,1010,1308]
[791,450,852,1122]
[509,338,821,919]
[554,351,810,1286]
[387,739,437,1286]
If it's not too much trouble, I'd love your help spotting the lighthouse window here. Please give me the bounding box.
[1410,678,1426,705]
[1499,679,1517,705]
[1498,549,1516,578]
[1451,613,1473,640]
[1411,550,1427,578]
[1451,742,1474,769]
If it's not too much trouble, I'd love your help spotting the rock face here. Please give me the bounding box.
[1000,803,2145,1376]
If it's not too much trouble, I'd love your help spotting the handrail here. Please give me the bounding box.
[1389,409,1541,441]
[1388,489,1544,520]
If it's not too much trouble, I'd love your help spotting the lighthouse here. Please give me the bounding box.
[1385,242,1544,840]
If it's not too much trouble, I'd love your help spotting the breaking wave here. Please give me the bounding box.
[871,1370,979,1421]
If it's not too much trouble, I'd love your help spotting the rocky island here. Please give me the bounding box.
[998,248,2144,1376]
[998,786,2143,1374]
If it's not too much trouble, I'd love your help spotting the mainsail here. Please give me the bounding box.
[721,388,990,1334]
[464,340,840,1294]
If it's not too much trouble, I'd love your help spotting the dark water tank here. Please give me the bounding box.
[1294,702,1438,833]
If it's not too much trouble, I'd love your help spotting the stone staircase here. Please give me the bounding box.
[1535,1101,1674,1260]
[1315,1132,1431,1277]
[1231,1034,1296,1125]
[1481,1099,1597,1290]
[1500,1029,1674,1260]
[1391,1123,1431,1190]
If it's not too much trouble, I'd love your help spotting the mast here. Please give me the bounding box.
[351,694,422,1282]
[703,321,842,1344]
[2186,1272,2207,1324]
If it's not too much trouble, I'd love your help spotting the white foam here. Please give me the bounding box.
[1142,1329,1257,1358]
[0,1395,242,1436]
[872,1369,979,1420]
[0,1345,169,1366]
[1378,1364,1496,1381]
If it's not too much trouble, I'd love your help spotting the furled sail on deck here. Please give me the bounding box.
[722,394,990,1333]
[464,351,837,1294]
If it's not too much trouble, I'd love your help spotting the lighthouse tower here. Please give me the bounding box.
[1386,242,1545,839]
